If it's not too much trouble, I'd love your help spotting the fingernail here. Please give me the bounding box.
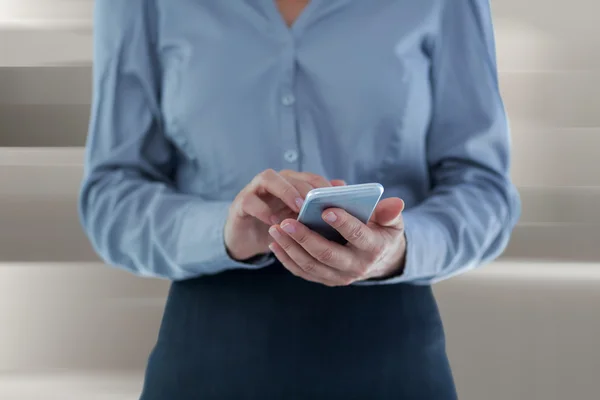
[268,243,276,252]
[281,222,296,234]
[270,216,280,225]
[324,212,337,223]
[269,226,281,239]
[295,198,304,210]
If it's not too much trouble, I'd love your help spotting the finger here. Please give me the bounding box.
[264,174,318,221]
[371,198,405,229]
[238,194,276,225]
[322,209,379,252]
[280,174,318,199]
[330,179,346,187]
[268,225,352,284]
[268,242,344,287]
[261,181,314,224]
[276,219,354,272]
[252,169,304,212]
[274,208,299,224]
[279,170,332,190]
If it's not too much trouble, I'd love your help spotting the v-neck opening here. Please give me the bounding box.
[266,0,319,35]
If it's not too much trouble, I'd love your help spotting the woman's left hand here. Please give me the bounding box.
[268,197,407,286]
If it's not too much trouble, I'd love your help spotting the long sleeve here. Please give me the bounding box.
[79,1,274,280]
[384,0,521,285]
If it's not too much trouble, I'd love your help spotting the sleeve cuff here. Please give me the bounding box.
[178,200,276,278]
[353,207,447,286]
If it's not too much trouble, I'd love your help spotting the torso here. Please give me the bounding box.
[139,2,458,398]
[155,0,436,205]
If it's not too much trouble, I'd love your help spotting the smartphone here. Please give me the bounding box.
[297,183,384,244]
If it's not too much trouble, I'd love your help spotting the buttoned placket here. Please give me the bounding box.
[279,40,301,169]
[265,0,321,172]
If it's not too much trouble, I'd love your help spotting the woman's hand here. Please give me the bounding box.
[267,197,407,286]
[224,169,344,262]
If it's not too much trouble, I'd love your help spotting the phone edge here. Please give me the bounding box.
[297,183,384,221]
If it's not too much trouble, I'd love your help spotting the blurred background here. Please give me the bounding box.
[0,0,599,399]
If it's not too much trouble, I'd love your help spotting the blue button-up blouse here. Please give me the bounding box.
[80,0,521,284]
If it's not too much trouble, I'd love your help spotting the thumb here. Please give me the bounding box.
[372,197,404,228]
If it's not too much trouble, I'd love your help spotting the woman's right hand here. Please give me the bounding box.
[224,169,344,262]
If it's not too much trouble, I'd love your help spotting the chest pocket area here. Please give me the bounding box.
[160,51,197,163]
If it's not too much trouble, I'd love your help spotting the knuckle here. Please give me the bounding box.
[281,183,295,197]
[301,260,317,274]
[238,195,253,211]
[281,241,294,252]
[257,169,276,185]
[334,216,348,229]
[263,168,277,177]
[348,224,365,241]
[296,231,310,244]
[316,247,334,263]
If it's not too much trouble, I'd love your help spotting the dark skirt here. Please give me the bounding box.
[139,262,457,399]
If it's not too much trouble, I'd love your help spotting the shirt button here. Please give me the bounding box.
[284,150,298,163]
[281,94,296,106]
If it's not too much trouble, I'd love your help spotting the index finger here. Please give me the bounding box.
[252,169,304,212]
[280,170,332,191]
[279,173,320,199]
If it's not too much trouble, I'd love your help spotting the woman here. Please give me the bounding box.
[80,0,520,398]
